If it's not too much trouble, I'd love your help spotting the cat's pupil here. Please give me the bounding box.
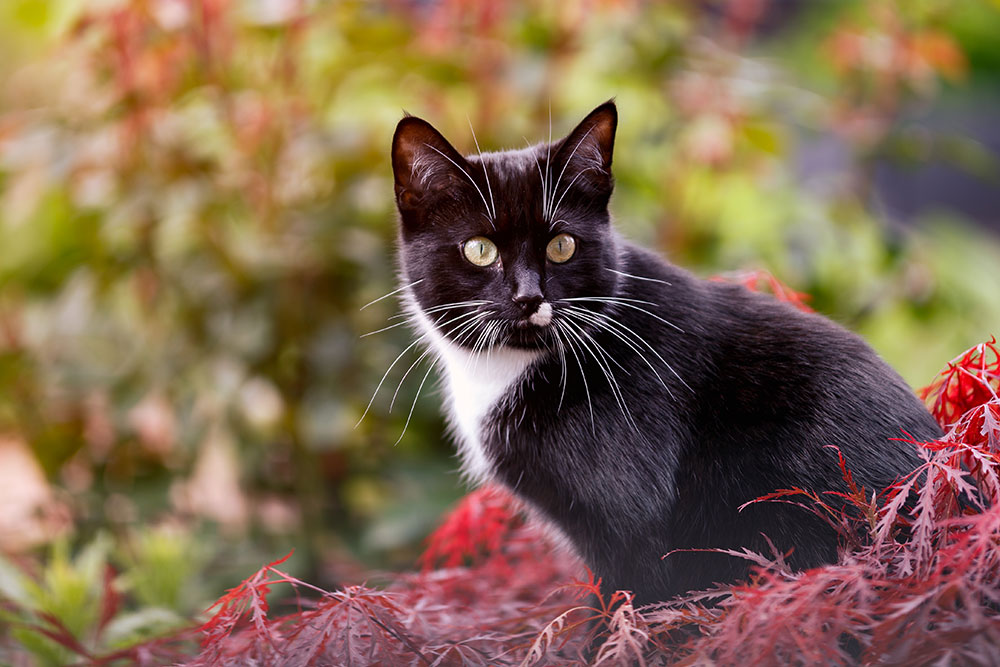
[546,233,575,263]
[463,236,498,266]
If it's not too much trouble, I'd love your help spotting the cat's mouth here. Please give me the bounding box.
[506,325,550,349]
[506,308,554,349]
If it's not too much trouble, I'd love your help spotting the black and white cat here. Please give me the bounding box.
[388,101,941,604]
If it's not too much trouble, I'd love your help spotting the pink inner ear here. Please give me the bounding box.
[557,103,617,178]
[580,106,616,169]
[392,117,468,198]
[398,189,420,209]
[590,116,615,166]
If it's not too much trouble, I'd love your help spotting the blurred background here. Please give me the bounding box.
[1,0,999,658]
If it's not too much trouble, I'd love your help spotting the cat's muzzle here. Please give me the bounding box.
[527,302,553,327]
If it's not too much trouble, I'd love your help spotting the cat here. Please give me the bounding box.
[388,101,942,605]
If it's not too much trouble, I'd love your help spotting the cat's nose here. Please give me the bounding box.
[512,290,543,313]
[511,264,543,313]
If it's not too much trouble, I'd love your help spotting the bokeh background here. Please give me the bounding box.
[1,0,999,659]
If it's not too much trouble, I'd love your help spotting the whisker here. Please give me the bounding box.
[547,126,595,221]
[423,144,495,229]
[545,103,553,221]
[360,320,410,338]
[564,295,658,306]
[390,300,489,321]
[355,309,483,427]
[563,306,672,397]
[549,165,599,224]
[484,320,503,367]
[549,322,569,412]
[467,319,493,374]
[560,297,684,333]
[562,320,634,431]
[423,300,490,314]
[390,347,433,411]
[449,313,494,374]
[360,278,424,311]
[395,363,435,447]
[468,117,496,219]
[476,319,504,371]
[482,320,503,366]
[606,268,672,286]
[555,319,594,432]
[526,138,549,222]
[451,312,493,350]
[564,304,692,394]
[560,315,637,431]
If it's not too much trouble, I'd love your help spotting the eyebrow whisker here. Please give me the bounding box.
[468,117,497,219]
[423,143,495,230]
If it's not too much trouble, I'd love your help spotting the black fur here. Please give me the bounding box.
[391,102,942,605]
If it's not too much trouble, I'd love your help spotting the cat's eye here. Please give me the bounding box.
[546,233,576,263]
[463,236,499,267]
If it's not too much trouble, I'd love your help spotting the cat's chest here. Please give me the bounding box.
[414,310,540,483]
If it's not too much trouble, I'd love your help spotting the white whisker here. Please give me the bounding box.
[423,143,495,228]
[526,138,549,221]
[390,300,488,321]
[560,297,684,333]
[360,278,424,311]
[356,308,483,428]
[549,323,570,412]
[468,117,496,219]
[563,306,670,394]
[549,166,599,224]
[606,268,672,286]
[556,319,594,432]
[547,126,594,221]
[395,364,434,446]
[545,104,553,221]
[360,320,410,338]
[563,303,693,394]
[560,315,637,431]
[390,347,433,412]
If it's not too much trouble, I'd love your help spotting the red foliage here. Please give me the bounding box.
[192,551,294,664]
[69,338,1000,665]
[920,336,1000,447]
[713,269,814,313]
[418,485,524,572]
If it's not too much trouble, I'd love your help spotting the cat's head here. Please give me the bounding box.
[391,102,621,350]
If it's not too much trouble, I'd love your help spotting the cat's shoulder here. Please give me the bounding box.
[616,240,871,353]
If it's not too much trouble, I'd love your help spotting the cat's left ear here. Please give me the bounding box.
[391,115,468,211]
[554,100,617,194]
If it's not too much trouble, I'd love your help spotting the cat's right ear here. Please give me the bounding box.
[391,115,467,211]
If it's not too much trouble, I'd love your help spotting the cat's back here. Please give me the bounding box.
[615,242,939,487]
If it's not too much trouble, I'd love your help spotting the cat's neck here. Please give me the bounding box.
[411,303,542,483]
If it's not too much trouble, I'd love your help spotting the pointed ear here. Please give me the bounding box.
[553,101,617,194]
[391,116,468,211]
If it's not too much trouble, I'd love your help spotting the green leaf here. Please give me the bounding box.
[0,554,31,607]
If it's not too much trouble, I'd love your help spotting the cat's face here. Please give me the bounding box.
[391,102,620,351]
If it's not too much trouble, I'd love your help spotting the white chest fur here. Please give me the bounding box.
[413,308,541,483]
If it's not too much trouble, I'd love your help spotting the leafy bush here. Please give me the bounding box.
[181,328,1000,664]
[5,281,996,666]
[177,339,1000,664]
[1,1,999,664]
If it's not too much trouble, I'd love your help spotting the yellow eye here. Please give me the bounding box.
[463,236,499,267]
[546,233,576,263]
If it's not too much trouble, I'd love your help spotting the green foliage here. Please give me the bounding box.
[0,531,191,665]
[117,527,197,611]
